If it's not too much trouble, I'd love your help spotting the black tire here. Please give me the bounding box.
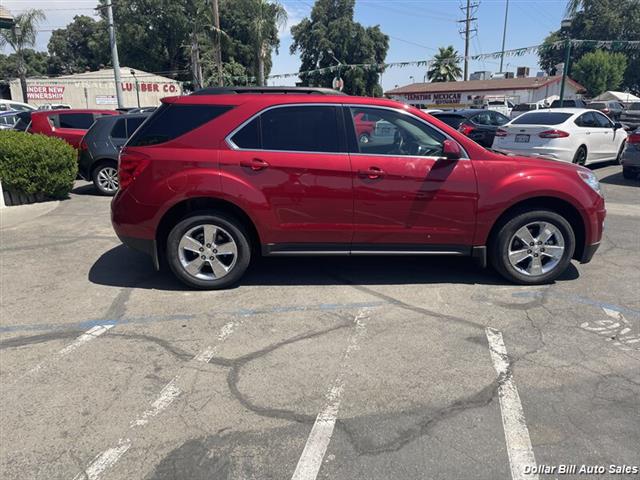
[615,141,625,165]
[572,145,587,166]
[490,210,575,285]
[166,213,251,289]
[622,167,636,180]
[92,161,119,196]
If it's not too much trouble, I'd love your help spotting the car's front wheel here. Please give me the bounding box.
[92,162,119,196]
[490,210,575,285]
[166,213,251,289]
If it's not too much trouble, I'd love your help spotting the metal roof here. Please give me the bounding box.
[386,76,586,95]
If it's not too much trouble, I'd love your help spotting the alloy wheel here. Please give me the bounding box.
[507,221,565,276]
[177,224,238,280]
[97,166,119,193]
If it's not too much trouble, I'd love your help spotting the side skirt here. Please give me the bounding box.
[262,243,478,258]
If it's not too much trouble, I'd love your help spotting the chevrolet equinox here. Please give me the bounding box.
[111,87,605,289]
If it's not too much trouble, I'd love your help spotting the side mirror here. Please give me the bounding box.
[442,139,462,160]
[614,122,623,130]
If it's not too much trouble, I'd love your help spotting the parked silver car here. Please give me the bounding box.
[621,129,639,179]
[620,102,640,129]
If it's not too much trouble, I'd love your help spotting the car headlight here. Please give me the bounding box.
[578,170,603,197]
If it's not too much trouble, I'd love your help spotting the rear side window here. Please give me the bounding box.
[111,119,127,139]
[128,104,231,147]
[230,105,341,153]
[512,112,572,125]
[432,114,465,129]
[14,112,31,131]
[126,117,146,137]
[56,113,95,129]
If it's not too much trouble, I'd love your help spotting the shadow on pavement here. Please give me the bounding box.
[599,170,640,186]
[71,183,100,196]
[89,244,580,291]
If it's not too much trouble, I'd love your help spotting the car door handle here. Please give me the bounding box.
[240,158,269,171]
[585,131,591,135]
[358,167,384,179]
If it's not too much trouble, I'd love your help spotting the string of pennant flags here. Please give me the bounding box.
[227,39,640,84]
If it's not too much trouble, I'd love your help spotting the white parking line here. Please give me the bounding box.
[291,310,368,480]
[72,439,131,480]
[485,327,539,480]
[29,324,115,375]
[71,321,239,480]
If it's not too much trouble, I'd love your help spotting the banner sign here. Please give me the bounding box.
[27,85,65,100]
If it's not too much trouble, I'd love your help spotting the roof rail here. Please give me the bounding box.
[190,86,346,96]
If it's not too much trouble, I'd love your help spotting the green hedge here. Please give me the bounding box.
[0,131,77,200]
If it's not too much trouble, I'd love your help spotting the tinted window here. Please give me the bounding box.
[512,112,572,125]
[14,112,31,131]
[490,111,510,126]
[432,114,465,129]
[348,107,446,157]
[231,117,260,149]
[58,113,95,129]
[471,111,492,125]
[550,100,580,108]
[111,119,127,138]
[128,104,231,147]
[593,112,613,128]
[126,117,146,137]
[260,106,340,152]
[588,103,606,110]
[513,104,533,112]
[575,112,597,127]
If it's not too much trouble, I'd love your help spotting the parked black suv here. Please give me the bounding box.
[79,113,149,195]
[549,99,587,108]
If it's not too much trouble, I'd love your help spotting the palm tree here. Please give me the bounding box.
[254,0,287,86]
[427,46,462,82]
[0,9,45,103]
[565,0,583,16]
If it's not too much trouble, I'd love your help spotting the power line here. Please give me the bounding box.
[459,0,479,81]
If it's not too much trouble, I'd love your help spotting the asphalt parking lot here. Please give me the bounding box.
[1,163,638,480]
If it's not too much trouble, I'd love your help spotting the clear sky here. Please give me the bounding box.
[2,0,568,91]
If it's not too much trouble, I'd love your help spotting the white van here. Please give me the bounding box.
[0,99,36,112]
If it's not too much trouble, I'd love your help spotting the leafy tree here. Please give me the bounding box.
[47,16,110,74]
[0,50,50,79]
[290,0,389,96]
[0,9,46,102]
[572,50,627,96]
[427,46,462,82]
[538,0,640,93]
[253,0,287,85]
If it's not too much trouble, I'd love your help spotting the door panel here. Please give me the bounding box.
[346,106,478,247]
[221,105,353,246]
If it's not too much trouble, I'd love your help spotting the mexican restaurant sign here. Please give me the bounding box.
[405,92,462,104]
[27,85,65,100]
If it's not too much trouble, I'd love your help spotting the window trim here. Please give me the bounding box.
[226,103,469,159]
[226,103,346,155]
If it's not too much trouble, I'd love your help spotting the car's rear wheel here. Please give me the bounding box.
[166,213,251,289]
[572,146,587,166]
[92,162,119,196]
[490,210,575,285]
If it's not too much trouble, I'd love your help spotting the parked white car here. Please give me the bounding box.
[492,108,628,165]
[0,99,36,112]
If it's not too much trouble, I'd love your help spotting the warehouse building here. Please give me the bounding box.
[9,67,183,109]
[385,75,585,109]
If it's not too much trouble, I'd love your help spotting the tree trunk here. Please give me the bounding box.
[19,75,28,104]
[256,41,265,86]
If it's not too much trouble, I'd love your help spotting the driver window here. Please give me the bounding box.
[593,112,613,128]
[349,107,445,157]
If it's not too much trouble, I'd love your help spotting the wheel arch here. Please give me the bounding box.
[486,196,586,262]
[155,197,262,267]
[90,157,118,177]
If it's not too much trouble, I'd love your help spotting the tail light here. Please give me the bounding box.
[538,129,570,139]
[602,108,610,114]
[495,128,508,137]
[118,150,150,191]
[627,133,640,144]
[458,122,475,136]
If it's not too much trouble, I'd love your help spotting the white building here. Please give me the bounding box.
[9,67,183,110]
[386,75,585,109]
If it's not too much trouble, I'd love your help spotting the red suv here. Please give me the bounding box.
[17,109,119,148]
[111,87,605,289]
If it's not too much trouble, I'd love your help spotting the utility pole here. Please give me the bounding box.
[211,0,223,86]
[458,0,478,81]
[106,0,124,108]
[499,0,510,72]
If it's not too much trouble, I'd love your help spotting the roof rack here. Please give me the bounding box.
[190,86,346,96]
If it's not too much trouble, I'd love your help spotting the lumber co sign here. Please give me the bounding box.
[27,85,65,100]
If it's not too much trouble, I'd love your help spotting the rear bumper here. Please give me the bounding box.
[494,146,574,163]
[116,233,160,270]
[620,148,640,168]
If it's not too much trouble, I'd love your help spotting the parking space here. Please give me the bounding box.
[1,164,639,479]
